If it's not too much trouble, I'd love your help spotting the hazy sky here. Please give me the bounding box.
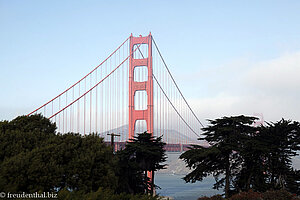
[1,0,300,124]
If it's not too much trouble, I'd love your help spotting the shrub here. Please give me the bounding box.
[229,190,261,200]
[58,187,158,200]
[227,189,300,200]
[261,189,295,200]
[197,190,300,200]
[198,194,224,200]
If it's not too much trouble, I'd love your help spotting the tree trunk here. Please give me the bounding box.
[145,170,148,194]
[151,170,155,195]
[225,156,230,198]
[246,172,252,191]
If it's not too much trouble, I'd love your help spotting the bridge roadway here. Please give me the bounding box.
[105,142,194,152]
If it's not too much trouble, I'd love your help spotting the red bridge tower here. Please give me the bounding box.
[128,33,153,139]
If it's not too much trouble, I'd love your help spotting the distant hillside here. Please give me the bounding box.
[104,125,207,145]
[157,152,191,175]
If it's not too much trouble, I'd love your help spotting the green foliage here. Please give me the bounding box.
[0,115,166,199]
[198,194,224,200]
[286,169,300,196]
[233,129,269,192]
[55,133,118,192]
[181,115,257,198]
[58,187,158,200]
[180,145,222,183]
[117,132,167,195]
[0,114,56,134]
[258,119,300,194]
[0,114,56,162]
[261,190,298,200]
[181,116,300,198]
[230,190,299,200]
[230,190,261,200]
[116,148,146,194]
[0,115,118,193]
[232,119,300,194]
[234,119,300,195]
[198,190,300,200]
[124,132,166,172]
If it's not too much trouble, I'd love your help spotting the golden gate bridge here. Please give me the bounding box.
[27,33,204,152]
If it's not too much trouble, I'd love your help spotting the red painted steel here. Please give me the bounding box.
[129,33,153,139]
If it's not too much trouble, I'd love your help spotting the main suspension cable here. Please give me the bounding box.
[152,38,204,128]
[152,74,200,138]
[48,38,146,119]
[136,39,202,137]
[28,36,130,116]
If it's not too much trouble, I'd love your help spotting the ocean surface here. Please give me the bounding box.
[155,174,222,200]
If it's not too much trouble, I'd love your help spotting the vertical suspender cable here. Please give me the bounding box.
[72,87,74,132]
[96,69,98,134]
[63,110,64,133]
[116,60,118,135]
[84,78,86,136]
[90,74,92,134]
[66,91,68,132]
[78,83,80,133]
[59,96,61,133]
[122,43,124,141]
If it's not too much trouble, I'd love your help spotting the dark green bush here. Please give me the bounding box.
[261,189,296,200]
[198,190,300,200]
[198,194,224,200]
[58,187,158,200]
[230,190,261,200]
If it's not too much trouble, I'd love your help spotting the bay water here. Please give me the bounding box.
[155,173,222,200]
[155,153,300,200]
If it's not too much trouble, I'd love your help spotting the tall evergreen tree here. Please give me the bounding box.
[117,132,166,195]
[233,125,269,192]
[259,119,300,193]
[181,116,300,197]
[180,115,257,198]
